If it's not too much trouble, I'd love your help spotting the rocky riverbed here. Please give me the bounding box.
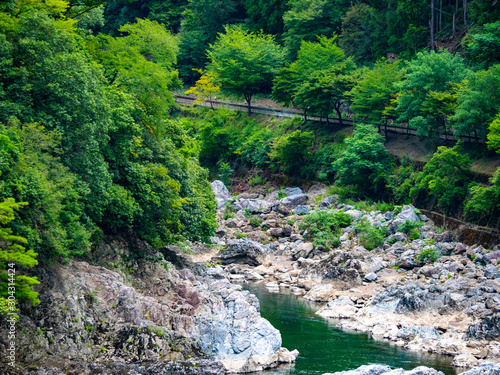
[208,180,500,370]
[1,180,499,375]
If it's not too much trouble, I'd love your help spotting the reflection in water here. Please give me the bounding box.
[245,283,459,375]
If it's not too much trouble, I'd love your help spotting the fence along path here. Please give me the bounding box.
[175,95,485,144]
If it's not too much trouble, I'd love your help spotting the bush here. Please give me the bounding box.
[333,124,393,197]
[354,218,386,250]
[397,220,423,234]
[299,210,352,250]
[313,231,341,250]
[269,130,313,178]
[249,216,261,227]
[416,248,440,263]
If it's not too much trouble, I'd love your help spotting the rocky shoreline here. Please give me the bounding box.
[1,180,499,375]
[209,180,500,370]
[0,235,297,374]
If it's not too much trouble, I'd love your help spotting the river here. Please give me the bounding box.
[245,283,459,375]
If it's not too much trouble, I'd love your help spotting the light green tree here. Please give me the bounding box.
[452,65,500,141]
[273,36,356,125]
[350,59,403,125]
[0,198,39,315]
[395,50,469,141]
[207,25,285,114]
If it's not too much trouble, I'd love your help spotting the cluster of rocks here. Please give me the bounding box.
[209,180,500,369]
[325,363,500,375]
[0,237,297,374]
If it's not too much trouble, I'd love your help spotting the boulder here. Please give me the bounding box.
[280,194,308,209]
[238,199,275,214]
[211,180,231,209]
[364,273,377,282]
[323,364,392,375]
[345,209,364,220]
[215,239,270,266]
[316,296,358,319]
[291,242,314,260]
[294,205,310,215]
[460,363,500,375]
[484,264,500,279]
[396,325,440,342]
[304,284,336,302]
[320,195,339,208]
[285,187,303,196]
[466,313,500,340]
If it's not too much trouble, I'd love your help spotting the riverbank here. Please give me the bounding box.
[208,180,500,370]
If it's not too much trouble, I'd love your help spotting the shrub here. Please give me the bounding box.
[397,220,423,234]
[235,232,246,239]
[354,218,386,250]
[299,210,352,250]
[313,231,341,250]
[409,227,421,240]
[249,216,261,227]
[269,130,313,178]
[416,248,440,263]
[248,175,264,187]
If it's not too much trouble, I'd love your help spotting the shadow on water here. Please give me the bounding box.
[245,283,460,375]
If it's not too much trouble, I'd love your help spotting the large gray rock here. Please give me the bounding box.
[0,239,296,374]
[396,325,440,342]
[211,180,230,209]
[316,296,358,319]
[238,198,275,214]
[390,205,420,233]
[321,195,339,208]
[460,363,500,375]
[323,364,392,375]
[466,314,500,340]
[323,365,445,375]
[215,239,270,266]
[366,283,445,314]
[280,194,308,209]
[285,187,304,196]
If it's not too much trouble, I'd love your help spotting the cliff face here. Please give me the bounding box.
[0,237,297,374]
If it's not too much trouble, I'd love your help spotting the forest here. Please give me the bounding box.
[0,0,499,315]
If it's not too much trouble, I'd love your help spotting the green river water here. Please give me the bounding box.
[245,284,459,375]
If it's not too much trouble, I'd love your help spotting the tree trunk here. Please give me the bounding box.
[326,114,330,126]
[463,0,467,27]
[439,0,443,32]
[378,121,381,134]
[385,118,388,138]
[335,103,343,127]
[246,95,252,115]
[430,0,435,51]
[304,108,308,123]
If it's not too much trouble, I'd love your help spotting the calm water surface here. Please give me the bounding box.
[245,283,459,375]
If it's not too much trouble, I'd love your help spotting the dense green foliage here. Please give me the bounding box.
[298,210,352,250]
[0,0,218,312]
[2,0,500,314]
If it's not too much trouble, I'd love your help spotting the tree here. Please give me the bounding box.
[176,0,245,83]
[452,65,500,141]
[350,59,404,128]
[269,130,313,177]
[207,26,285,114]
[243,0,289,37]
[273,36,356,125]
[487,113,500,153]
[407,143,472,214]
[339,3,377,64]
[95,19,181,137]
[395,50,469,141]
[0,198,40,315]
[465,167,500,226]
[185,69,221,108]
[282,0,349,60]
[333,123,392,196]
[465,21,500,68]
